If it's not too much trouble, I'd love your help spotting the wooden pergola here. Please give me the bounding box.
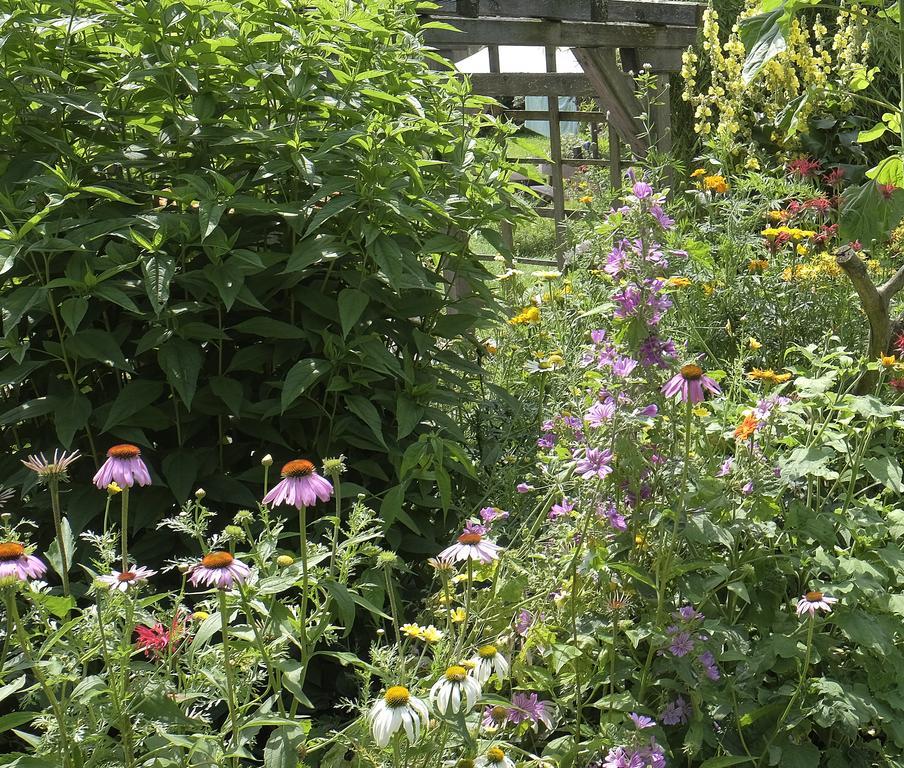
[422,0,703,265]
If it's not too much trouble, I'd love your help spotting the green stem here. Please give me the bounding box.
[328,476,342,578]
[48,479,70,598]
[96,592,136,768]
[569,502,596,749]
[238,585,285,716]
[217,590,240,766]
[384,564,402,645]
[5,590,75,768]
[298,504,309,639]
[120,487,130,571]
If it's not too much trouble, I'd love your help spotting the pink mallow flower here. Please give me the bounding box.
[573,448,613,480]
[0,542,46,582]
[93,444,152,489]
[438,525,502,564]
[661,363,721,404]
[263,459,333,509]
[188,551,251,589]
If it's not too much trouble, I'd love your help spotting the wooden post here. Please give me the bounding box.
[489,43,515,263]
[608,123,622,194]
[546,45,567,263]
[651,73,673,154]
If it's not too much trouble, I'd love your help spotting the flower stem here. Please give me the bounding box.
[238,585,285,716]
[217,590,240,766]
[328,476,342,578]
[298,504,309,640]
[48,478,70,598]
[5,589,76,768]
[120,487,130,571]
[383,563,402,645]
[569,502,596,749]
[95,592,137,768]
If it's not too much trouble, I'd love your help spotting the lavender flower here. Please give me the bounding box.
[507,692,554,730]
[515,609,534,636]
[698,650,721,681]
[660,696,690,725]
[629,712,656,729]
[549,497,574,520]
[668,631,695,657]
[599,502,627,531]
[574,448,613,480]
[586,400,616,427]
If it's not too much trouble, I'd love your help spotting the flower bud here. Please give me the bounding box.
[261,454,273,467]
[276,555,294,567]
[194,488,206,500]
[223,525,244,541]
[192,611,210,621]
[234,509,253,523]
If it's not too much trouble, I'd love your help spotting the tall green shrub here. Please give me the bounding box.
[0,0,519,555]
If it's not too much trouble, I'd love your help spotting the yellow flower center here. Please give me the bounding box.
[384,685,410,707]
[107,443,140,459]
[444,665,467,682]
[0,542,24,561]
[486,747,505,762]
[201,551,234,569]
[680,364,703,380]
[478,644,497,659]
[281,459,315,477]
[805,591,823,602]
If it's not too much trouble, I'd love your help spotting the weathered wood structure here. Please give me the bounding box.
[422,0,703,265]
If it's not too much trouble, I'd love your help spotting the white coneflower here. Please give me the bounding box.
[796,590,837,618]
[430,665,482,715]
[470,644,509,684]
[369,686,428,747]
[475,746,516,768]
[98,565,157,592]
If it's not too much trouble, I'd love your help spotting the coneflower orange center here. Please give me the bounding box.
[107,444,140,459]
[490,705,508,722]
[680,363,703,380]
[281,459,315,478]
[478,644,498,658]
[444,665,467,682]
[0,542,24,560]
[118,571,136,582]
[806,590,823,601]
[201,551,234,569]
[383,685,410,707]
[458,532,482,545]
[486,747,505,762]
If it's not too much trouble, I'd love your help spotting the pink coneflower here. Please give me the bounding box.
[796,590,837,617]
[661,363,721,404]
[508,692,554,729]
[99,565,157,592]
[188,551,250,589]
[438,527,502,564]
[93,444,151,489]
[21,449,81,483]
[263,459,333,509]
[0,542,46,582]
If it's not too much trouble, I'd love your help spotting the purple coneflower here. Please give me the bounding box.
[99,565,157,592]
[438,525,502,564]
[22,449,81,483]
[574,447,613,480]
[661,363,721,404]
[796,590,837,617]
[0,542,46,582]
[508,692,554,729]
[629,712,656,730]
[263,459,333,509]
[188,551,250,589]
[93,444,151,489]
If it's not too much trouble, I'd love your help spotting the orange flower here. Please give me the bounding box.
[734,413,759,441]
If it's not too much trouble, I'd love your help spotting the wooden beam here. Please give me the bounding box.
[545,47,567,260]
[536,207,587,219]
[508,156,612,167]
[467,72,597,97]
[432,0,704,26]
[572,47,647,154]
[608,124,622,191]
[503,109,608,121]
[424,17,698,49]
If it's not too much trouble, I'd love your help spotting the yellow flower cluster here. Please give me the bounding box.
[400,623,444,643]
[781,252,888,282]
[509,306,540,325]
[749,368,792,384]
[703,175,728,193]
[683,1,870,154]
[761,226,816,241]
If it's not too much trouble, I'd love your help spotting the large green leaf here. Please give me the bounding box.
[158,338,204,409]
[280,359,328,412]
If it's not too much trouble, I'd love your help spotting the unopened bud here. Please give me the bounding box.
[261,454,273,467]
[194,488,206,500]
[276,555,294,567]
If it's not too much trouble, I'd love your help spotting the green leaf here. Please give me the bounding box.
[60,297,88,333]
[840,181,904,245]
[699,758,756,768]
[371,234,404,285]
[396,394,423,439]
[858,122,888,144]
[346,395,386,448]
[781,446,839,481]
[739,9,787,84]
[141,252,176,314]
[281,359,328,412]
[0,397,57,426]
[321,579,355,634]
[158,338,203,409]
[866,156,904,186]
[79,186,140,204]
[607,561,656,589]
[862,456,904,493]
[67,329,130,370]
[54,391,91,448]
[275,660,314,708]
[233,317,306,339]
[0,712,39,736]
[209,376,244,416]
[102,380,164,431]
[337,288,369,337]
[162,450,200,503]
[263,725,308,768]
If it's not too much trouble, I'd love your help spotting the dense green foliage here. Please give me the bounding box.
[0,0,521,555]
